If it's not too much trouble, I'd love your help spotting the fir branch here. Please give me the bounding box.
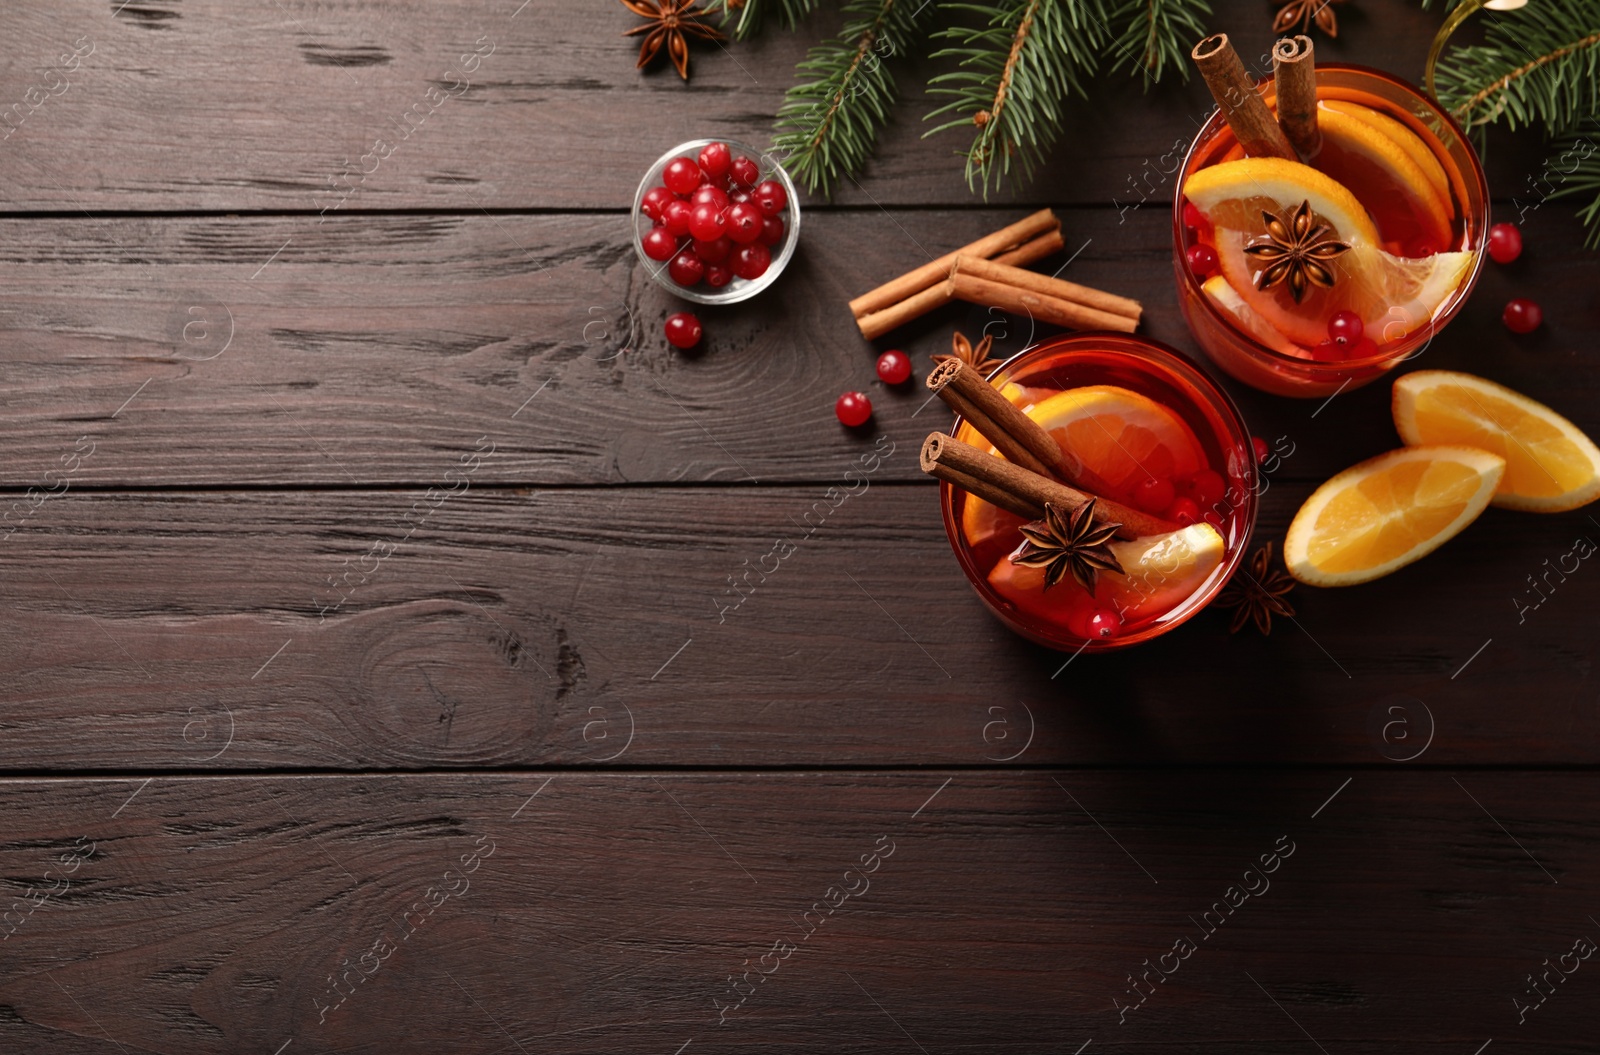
[1546,119,1600,247]
[1107,0,1211,85]
[1429,1,1600,134]
[770,0,935,196]
[707,0,822,40]
[924,0,1113,196]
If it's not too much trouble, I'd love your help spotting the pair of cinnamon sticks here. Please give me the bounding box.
[850,209,1143,341]
[1192,33,1320,163]
[919,357,1178,540]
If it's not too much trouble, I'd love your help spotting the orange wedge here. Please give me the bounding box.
[1184,157,1473,347]
[1393,371,1600,512]
[1285,446,1504,586]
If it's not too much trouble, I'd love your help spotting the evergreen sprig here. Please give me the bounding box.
[1107,0,1212,85]
[1546,119,1600,247]
[770,0,936,195]
[924,0,1113,197]
[1429,0,1600,134]
[708,0,822,41]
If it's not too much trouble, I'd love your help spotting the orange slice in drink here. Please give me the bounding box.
[1312,105,1453,255]
[1201,275,1301,356]
[1392,370,1600,512]
[960,385,1206,549]
[1320,100,1453,222]
[1284,446,1504,586]
[1183,157,1474,347]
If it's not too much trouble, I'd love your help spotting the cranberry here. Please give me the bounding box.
[835,391,872,427]
[729,189,752,205]
[697,141,732,181]
[725,201,764,244]
[1326,310,1364,348]
[1503,297,1542,334]
[876,350,911,385]
[688,202,726,242]
[691,185,730,210]
[1488,222,1522,265]
[642,227,679,262]
[731,242,771,280]
[662,199,693,237]
[1347,336,1379,358]
[1130,476,1175,516]
[729,156,760,189]
[664,312,702,350]
[1166,497,1201,526]
[1180,468,1225,509]
[751,179,788,217]
[704,264,732,288]
[1252,436,1269,465]
[668,250,704,287]
[1202,510,1225,530]
[1186,243,1218,278]
[758,215,786,247]
[663,157,703,196]
[1086,609,1122,640]
[693,236,732,264]
[1182,201,1207,231]
[641,185,674,222]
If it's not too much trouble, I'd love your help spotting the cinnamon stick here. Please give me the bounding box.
[1272,35,1320,163]
[952,255,1142,323]
[926,357,1063,479]
[1191,34,1295,162]
[946,272,1139,333]
[854,227,1065,341]
[921,433,1178,540]
[848,208,1059,319]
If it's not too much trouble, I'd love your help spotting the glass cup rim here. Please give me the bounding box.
[631,137,802,306]
[938,331,1260,652]
[1172,61,1490,373]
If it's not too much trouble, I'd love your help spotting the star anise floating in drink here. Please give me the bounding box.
[934,330,1005,375]
[1273,0,1348,38]
[1214,542,1297,635]
[620,0,725,81]
[1011,499,1125,593]
[1245,199,1351,303]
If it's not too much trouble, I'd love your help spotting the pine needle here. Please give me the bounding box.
[1430,1,1600,135]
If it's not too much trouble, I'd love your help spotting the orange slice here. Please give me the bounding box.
[1392,370,1600,512]
[1285,446,1504,586]
[1201,274,1301,356]
[1320,100,1453,222]
[1184,157,1473,347]
[1312,105,1453,254]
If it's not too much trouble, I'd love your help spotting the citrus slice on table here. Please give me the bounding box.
[988,522,1226,624]
[1393,370,1600,512]
[959,386,1207,548]
[1284,446,1504,586]
[1183,157,1474,347]
[1312,104,1454,255]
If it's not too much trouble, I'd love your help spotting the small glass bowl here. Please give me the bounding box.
[631,138,801,305]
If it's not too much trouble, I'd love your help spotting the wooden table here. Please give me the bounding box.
[2,2,1596,1051]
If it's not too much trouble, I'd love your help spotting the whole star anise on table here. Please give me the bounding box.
[1273,0,1348,38]
[933,330,1005,375]
[1214,542,1297,635]
[620,0,725,81]
[1011,499,1125,594]
[1244,199,1351,304]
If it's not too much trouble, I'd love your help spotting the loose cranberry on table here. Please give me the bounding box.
[1503,297,1542,334]
[697,141,731,181]
[1488,222,1523,265]
[642,226,679,262]
[751,179,787,217]
[665,312,702,350]
[688,202,726,242]
[725,201,764,244]
[1186,243,1218,278]
[641,185,674,222]
[662,198,693,237]
[876,350,911,385]
[835,391,872,427]
[663,156,703,196]
[731,242,770,280]
[729,155,759,189]
[668,250,704,287]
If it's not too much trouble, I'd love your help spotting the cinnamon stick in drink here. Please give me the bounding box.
[926,357,1064,479]
[1273,35,1320,162]
[1192,34,1295,162]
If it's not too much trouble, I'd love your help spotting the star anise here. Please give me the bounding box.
[1214,542,1297,635]
[620,0,725,81]
[1244,199,1351,304]
[933,330,1005,375]
[1273,0,1347,38]
[1012,499,1125,594]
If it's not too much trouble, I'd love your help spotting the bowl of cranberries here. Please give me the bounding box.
[633,138,800,305]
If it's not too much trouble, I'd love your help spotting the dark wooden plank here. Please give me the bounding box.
[0,771,1595,1052]
[0,483,1593,768]
[0,0,1550,212]
[0,205,1592,487]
